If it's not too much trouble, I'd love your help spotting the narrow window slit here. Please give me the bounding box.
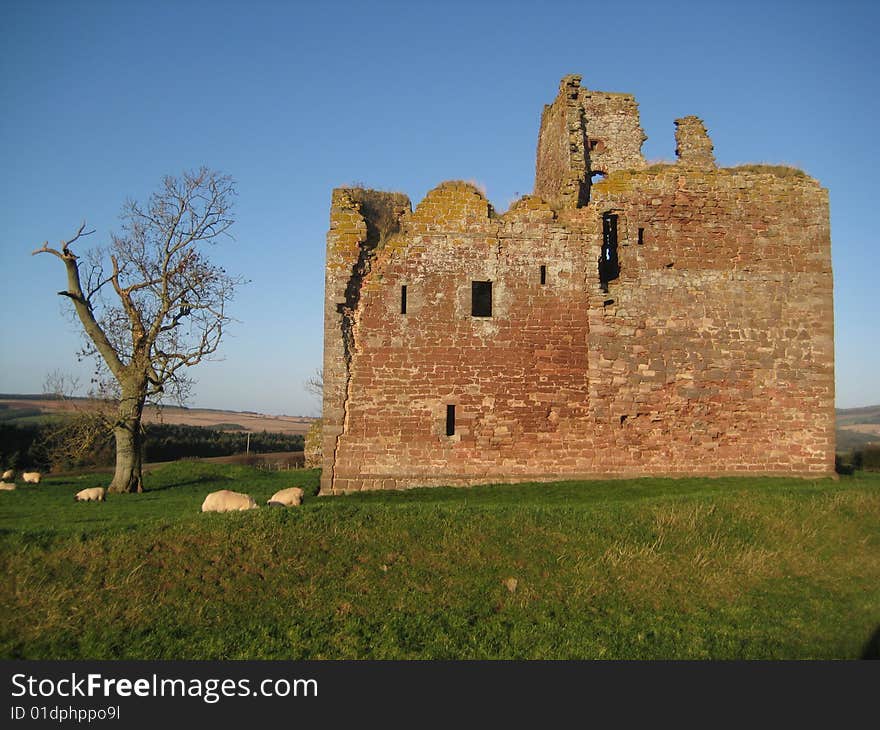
[401,285,407,314]
[599,212,620,292]
[540,265,547,285]
[637,227,644,245]
[446,405,456,436]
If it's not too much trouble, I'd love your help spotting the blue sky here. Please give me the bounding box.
[1,0,877,415]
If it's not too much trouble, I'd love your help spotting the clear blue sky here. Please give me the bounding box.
[1,0,877,415]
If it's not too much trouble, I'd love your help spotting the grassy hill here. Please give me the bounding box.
[1,463,877,660]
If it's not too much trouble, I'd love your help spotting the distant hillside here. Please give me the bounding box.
[836,404,880,452]
[0,396,315,436]
[836,404,880,425]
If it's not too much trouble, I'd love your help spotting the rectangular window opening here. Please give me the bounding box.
[540,265,547,285]
[446,405,456,436]
[637,227,644,245]
[401,285,407,314]
[471,280,492,317]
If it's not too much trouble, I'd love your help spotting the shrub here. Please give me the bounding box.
[835,455,855,476]
[861,446,880,471]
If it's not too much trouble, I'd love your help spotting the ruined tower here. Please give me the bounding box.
[319,75,835,494]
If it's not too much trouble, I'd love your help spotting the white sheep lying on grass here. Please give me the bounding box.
[201,489,258,513]
[22,471,42,484]
[75,487,106,502]
[267,487,304,507]
[0,482,15,491]
[1,469,13,480]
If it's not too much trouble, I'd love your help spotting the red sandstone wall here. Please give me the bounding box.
[321,167,834,494]
[580,166,834,476]
[325,184,594,493]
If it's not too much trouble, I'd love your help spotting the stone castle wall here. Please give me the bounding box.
[304,419,323,469]
[319,77,834,495]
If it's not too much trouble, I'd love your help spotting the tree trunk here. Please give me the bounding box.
[108,390,146,494]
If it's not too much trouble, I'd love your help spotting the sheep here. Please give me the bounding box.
[74,487,106,502]
[267,487,304,508]
[0,482,15,491]
[22,471,42,484]
[1,469,13,480]
[201,489,258,513]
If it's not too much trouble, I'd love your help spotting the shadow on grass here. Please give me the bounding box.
[144,474,234,493]
[861,625,880,659]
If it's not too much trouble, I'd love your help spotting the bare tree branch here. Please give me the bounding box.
[305,368,323,402]
[31,221,95,259]
[33,223,126,378]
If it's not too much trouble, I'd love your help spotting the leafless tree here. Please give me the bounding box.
[304,368,323,403]
[33,168,243,492]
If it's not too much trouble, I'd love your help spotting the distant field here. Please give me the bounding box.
[837,428,880,452]
[1,463,877,660]
[0,396,314,436]
[836,404,880,452]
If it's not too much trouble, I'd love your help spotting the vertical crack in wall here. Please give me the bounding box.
[329,190,409,492]
[329,246,372,492]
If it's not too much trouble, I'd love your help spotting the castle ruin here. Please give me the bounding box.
[320,74,834,494]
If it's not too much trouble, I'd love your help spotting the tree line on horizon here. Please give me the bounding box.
[836,447,880,475]
[0,421,304,473]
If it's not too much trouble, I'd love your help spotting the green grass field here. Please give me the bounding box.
[1,463,878,659]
